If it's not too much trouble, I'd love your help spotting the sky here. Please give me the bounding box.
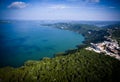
[0,0,120,21]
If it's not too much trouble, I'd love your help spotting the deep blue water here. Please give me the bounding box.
[0,21,84,67]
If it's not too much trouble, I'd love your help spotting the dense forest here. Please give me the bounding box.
[0,49,120,82]
[0,23,120,82]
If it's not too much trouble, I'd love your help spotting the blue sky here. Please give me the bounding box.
[0,0,120,21]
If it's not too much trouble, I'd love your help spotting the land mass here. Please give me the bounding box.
[0,22,120,82]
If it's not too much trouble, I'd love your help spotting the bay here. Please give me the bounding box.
[0,21,84,67]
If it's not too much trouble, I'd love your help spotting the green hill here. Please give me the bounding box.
[107,24,120,45]
[0,49,120,82]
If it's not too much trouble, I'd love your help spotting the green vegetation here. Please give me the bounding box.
[106,24,120,45]
[0,49,120,82]
[0,23,120,82]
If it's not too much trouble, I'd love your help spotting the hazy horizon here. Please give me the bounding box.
[0,0,120,21]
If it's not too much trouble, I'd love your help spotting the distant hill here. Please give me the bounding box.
[107,24,120,45]
[43,23,109,44]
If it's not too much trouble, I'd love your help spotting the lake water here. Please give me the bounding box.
[0,21,84,67]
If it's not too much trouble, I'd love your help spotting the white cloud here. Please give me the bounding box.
[48,5,69,9]
[8,1,28,9]
[47,5,99,9]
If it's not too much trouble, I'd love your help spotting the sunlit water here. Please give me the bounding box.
[0,21,84,67]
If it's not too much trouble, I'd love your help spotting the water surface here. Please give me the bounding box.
[0,21,84,67]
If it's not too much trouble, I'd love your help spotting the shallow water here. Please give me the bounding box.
[0,21,84,67]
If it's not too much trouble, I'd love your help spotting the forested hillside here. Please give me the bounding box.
[0,49,120,82]
[107,24,120,45]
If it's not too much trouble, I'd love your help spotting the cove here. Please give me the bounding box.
[0,21,84,67]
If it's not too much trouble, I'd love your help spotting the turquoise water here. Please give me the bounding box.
[0,21,84,67]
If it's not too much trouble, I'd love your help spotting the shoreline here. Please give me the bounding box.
[0,27,85,68]
[0,22,116,68]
